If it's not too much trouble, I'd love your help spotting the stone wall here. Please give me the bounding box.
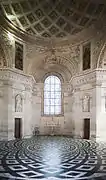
[0,26,106,140]
[71,70,97,139]
[0,68,34,140]
[32,82,73,136]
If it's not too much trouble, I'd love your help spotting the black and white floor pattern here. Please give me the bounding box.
[0,136,106,180]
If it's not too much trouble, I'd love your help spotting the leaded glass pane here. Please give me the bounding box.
[44,106,49,114]
[55,84,61,91]
[55,106,61,114]
[44,99,49,106]
[49,99,53,105]
[44,75,61,115]
[55,92,61,98]
[55,77,59,84]
[51,85,55,91]
[44,92,50,98]
[51,76,55,84]
[55,99,61,105]
[51,92,55,98]
[50,106,54,114]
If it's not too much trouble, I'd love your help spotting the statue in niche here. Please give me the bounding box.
[15,94,22,112]
[82,95,90,112]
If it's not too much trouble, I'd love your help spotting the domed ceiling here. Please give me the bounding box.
[0,0,105,38]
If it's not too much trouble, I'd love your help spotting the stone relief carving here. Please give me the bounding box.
[53,45,80,60]
[32,86,37,96]
[26,44,48,59]
[43,51,77,77]
[25,42,80,82]
[71,69,97,88]
[44,49,57,65]
[0,31,12,48]
[0,69,34,86]
[97,43,106,68]
[63,83,73,96]
[69,45,80,63]
[82,95,90,112]
[0,30,13,67]
[25,84,32,91]
[0,45,7,67]
[93,35,105,68]
[15,94,22,112]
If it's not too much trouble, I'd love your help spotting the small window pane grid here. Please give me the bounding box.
[44,75,61,115]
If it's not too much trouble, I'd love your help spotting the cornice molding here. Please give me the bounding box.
[0,68,35,85]
[71,69,106,88]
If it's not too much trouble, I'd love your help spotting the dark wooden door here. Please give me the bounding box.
[83,118,90,139]
[14,118,22,138]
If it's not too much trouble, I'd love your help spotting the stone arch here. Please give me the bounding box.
[42,72,64,83]
[33,65,71,83]
[29,54,78,83]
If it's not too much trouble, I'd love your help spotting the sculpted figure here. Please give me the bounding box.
[15,94,22,112]
[83,95,90,112]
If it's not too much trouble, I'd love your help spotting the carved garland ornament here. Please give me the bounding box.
[97,43,106,68]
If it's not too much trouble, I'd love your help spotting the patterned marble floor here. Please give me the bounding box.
[0,136,106,180]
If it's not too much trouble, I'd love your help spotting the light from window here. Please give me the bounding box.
[44,75,61,115]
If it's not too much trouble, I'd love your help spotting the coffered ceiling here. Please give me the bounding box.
[0,0,105,38]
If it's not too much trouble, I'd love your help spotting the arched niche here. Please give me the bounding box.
[82,94,90,112]
[15,94,23,112]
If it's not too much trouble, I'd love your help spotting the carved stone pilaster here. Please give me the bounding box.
[0,30,14,68]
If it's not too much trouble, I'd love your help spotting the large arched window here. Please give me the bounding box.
[44,75,61,115]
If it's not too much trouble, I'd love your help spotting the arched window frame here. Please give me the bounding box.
[42,74,64,116]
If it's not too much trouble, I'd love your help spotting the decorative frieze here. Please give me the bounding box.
[0,68,34,85]
[25,84,32,91]
[71,69,106,88]
[3,80,13,86]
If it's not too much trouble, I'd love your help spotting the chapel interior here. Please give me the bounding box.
[0,0,106,179]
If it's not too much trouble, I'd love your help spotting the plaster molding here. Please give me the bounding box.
[0,68,35,86]
[71,69,106,88]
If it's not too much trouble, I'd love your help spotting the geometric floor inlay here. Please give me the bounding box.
[0,136,106,179]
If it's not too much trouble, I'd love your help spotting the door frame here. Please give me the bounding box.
[14,118,22,139]
[83,118,90,140]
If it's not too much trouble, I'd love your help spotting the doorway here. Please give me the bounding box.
[83,118,90,139]
[14,118,22,138]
